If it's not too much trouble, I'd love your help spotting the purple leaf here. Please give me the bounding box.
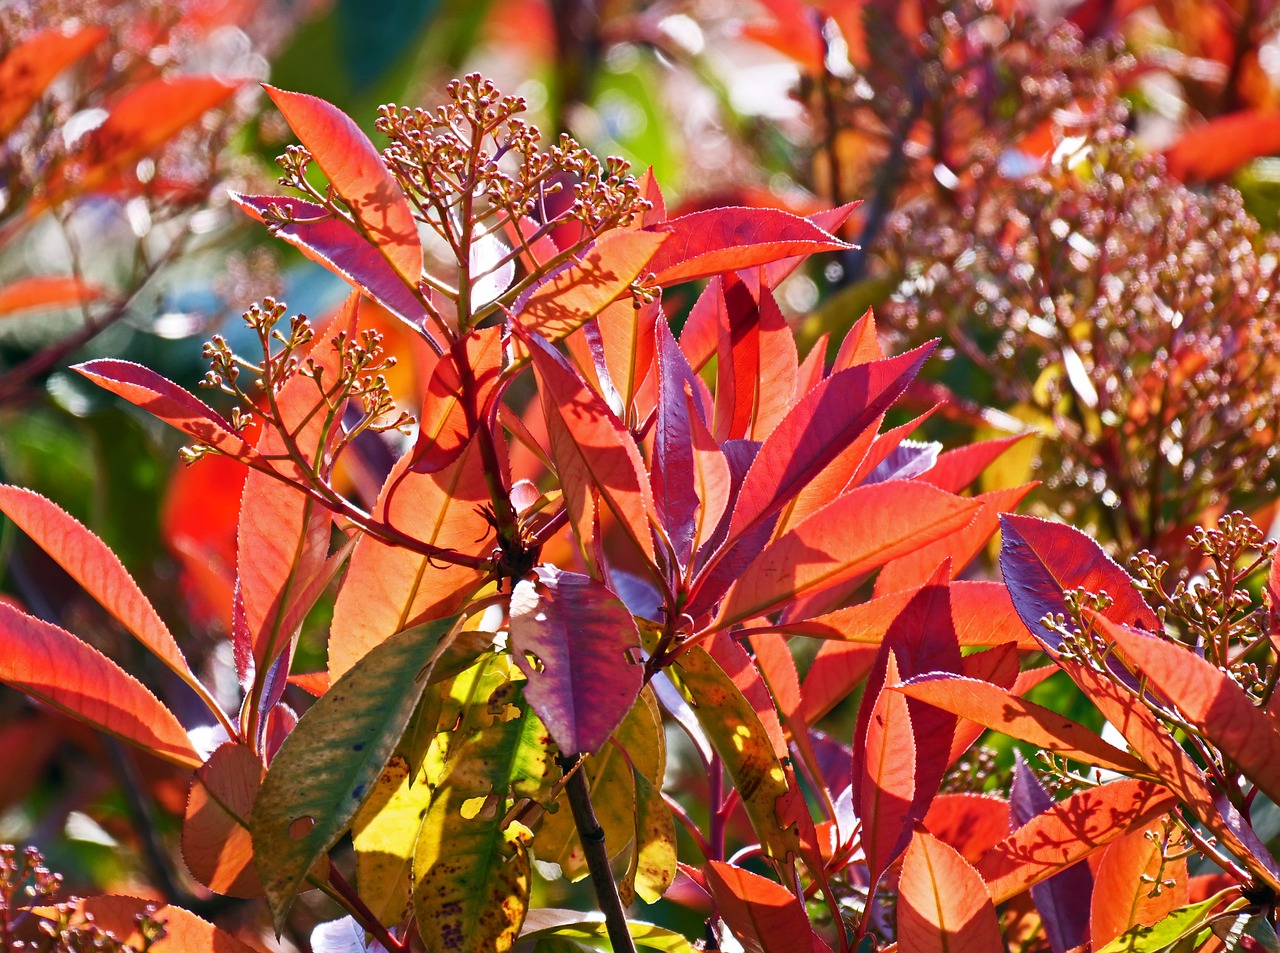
[508,567,643,754]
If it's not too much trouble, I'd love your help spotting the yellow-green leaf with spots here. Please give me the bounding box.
[533,687,664,880]
[414,678,556,953]
[623,771,678,904]
[352,755,431,925]
[667,646,801,860]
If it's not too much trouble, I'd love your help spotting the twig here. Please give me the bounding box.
[556,752,637,953]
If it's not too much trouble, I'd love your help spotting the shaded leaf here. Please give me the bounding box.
[999,514,1158,652]
[410,326,502,474]
[705,861,823,953]
[182,742,264,897]
[898,828,1004,953]
[251,616,458,931]
[625,771,678,904]
[712,275,797,443]
[509,567,643,755]
[67,897,258,953]
[519,909,693,952]
[859,651,918,891]
[0,601,200,768]
[976,779,1176,904]
[922,794,1011,865]
[265,87,421,285]
[73,359,261,462]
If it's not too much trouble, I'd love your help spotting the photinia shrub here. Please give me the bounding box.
[2,71,1265,953]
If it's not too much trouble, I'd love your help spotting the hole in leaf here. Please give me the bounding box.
[460,795,488,820]
[523,650,546,673]
[288,816,315,840]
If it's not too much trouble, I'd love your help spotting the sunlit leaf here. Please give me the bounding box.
[0,601,200,768]
[265,86,422,285]
[509,567,643,755]
[898,829,1004,953]
[0,275,102,317]
[705,861,825,953]
[0,26,107,137]
[1090,821,1188,948]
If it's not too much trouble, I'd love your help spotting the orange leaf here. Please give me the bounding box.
[46,77,235,206]
[899,828,1004,953]
[265,86,422,286]
[522,327,657,567]
[0,275,102,317]
[1163,110,1280,181]
[517,229,667,346]
[717,482,981,627]
[894,675,1145,775]
[182,742,264,897]
[704,861,826,953]
[874,483,1036,596]
[0,485,194,680]
[328,442,490,680]
[0,602,200,768]
[1089,821,1187,947]
[0,26,107,137]
[860,651,916,889]
[977,779,1176,903]
[923,794,1011,865]
[1100,614,1280,808]
[68,897,258,953]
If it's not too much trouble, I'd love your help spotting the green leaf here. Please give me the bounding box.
[1096,893,1236,952]
[666,647,801,861]
[519,909,694,952]
[414,674,555,953]
[623,771,678,904]
[251,616,459,932]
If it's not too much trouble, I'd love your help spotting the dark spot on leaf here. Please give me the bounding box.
[352,785,365,799]
[352,743,364,751]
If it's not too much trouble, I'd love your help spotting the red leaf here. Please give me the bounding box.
[898,829,1004,953]
[0,26,107,137]
[919,434,1032,493]
[652,319,729,566]
[1163,110,1280,182]
[264,87,422,285]
[831,309,883,371]
[0,275,102,317]
[770,580,1040,651]
[999,513,1158,652]
[509,567,642,754]
[328,443,489,681]
[923,794,1012,865]
[874,484,1036,596]
[0,485,194,683]
[894,675,1145,775]
[410,326,502,473]
[1100,614,1280,807]
[946,661,1054,764]
[0,602,200,768]
[760,202,862,286]
[859,651,917,889]
[182,742,264,897]
[716,482,981,627]
[719,342,935,551]
[47,77,235,205]
[977,779,1176,903]
[596,296,660,413]
[237,296,357,683]
[521,327,657,566]
[647,207,850,286]
[64,897,258,953]
[1090,821,1187,948]
[798,641,878,725]
[231,194,432,332]
[713,275,798,442]
[516,230,668,346]
[705,861,825,953]
[73,359,262,462]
